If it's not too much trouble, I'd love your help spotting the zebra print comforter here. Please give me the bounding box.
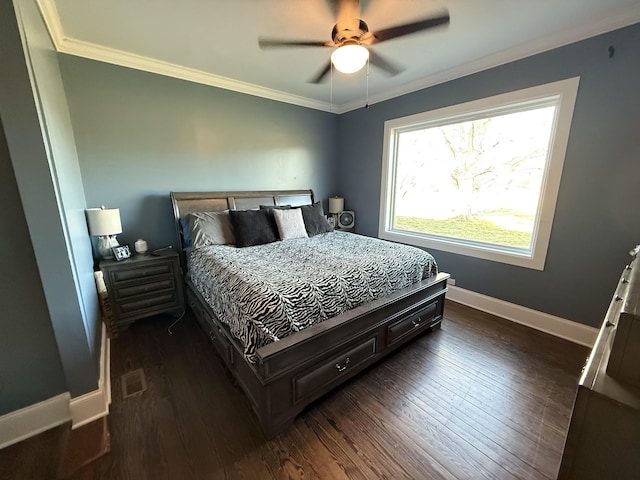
[188,231,437,362]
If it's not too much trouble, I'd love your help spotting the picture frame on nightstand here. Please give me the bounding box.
[112,245,131,261]
[327,215,336,229]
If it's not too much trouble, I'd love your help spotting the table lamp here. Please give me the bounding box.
[86,206,122,259]
[329,196,344,215]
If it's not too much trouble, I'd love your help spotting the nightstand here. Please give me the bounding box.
[100,250,184,330]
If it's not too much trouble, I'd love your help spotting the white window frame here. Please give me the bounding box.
[379,77,580,270]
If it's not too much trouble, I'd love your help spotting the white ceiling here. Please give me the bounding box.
[39,0,640,113]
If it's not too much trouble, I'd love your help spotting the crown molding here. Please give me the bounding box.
[337,10,640,113]
[35,0,64,46]
[58,37,333,112]
[37,0,640,115]
[36,0,332,112]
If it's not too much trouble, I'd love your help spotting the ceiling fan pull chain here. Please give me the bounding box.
[365,57,370,109]
[330,62,334,113]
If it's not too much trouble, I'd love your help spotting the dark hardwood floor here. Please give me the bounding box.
[0,302,589,480]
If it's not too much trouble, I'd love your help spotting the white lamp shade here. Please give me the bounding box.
[329,196,344,214]
[86,208,122,236]
[331,45,369,74]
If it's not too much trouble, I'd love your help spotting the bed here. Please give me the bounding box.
[170,189,449,436]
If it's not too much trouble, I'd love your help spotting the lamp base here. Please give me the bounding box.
[97,235,120,259]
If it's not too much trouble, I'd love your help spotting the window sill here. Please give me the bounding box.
[379,230,547,270]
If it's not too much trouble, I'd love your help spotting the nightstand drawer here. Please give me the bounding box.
[100,251,185,329]
[114,276,175,299]
[111,263,172,282]
[118,291,179,316]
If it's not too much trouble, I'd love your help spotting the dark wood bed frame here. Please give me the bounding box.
[170,189,449,437]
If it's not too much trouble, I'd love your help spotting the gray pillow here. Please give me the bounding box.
[300,202,333,236]
[229,209,279,247]
[189,210,236,247]
[273,208,308,240]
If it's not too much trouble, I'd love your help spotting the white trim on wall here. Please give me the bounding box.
[0,323,111,448]
[447,285,598,347]
[35,0,330,112]
[69,322,111,429]
[35,0,640,114]
[0,393,70,450]
[378,78,580,271]
[57,37,330,113]
[0,289,595,449]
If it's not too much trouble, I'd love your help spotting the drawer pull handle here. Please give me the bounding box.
[605,321,616,328]
[335,357,350,372]
[411,318,422,328]
[615,295,623,301]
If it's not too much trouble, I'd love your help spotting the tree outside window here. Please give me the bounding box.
[394,106,555,249]
[380,78,579,270]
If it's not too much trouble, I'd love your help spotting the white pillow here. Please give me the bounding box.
[189,210,236,247]
[273,208,308,240]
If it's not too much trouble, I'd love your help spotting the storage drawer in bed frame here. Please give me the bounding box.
[293,336,377,403]
[184,272,449,437]
[387,302,438,346]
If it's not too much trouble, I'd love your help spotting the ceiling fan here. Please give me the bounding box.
[258,0,450,83]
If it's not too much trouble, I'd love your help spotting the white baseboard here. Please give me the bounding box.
[0,393,70,450]
[447,285,598,347]
[70,322,111,429]
[0,323,112,449]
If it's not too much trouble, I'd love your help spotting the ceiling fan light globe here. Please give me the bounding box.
[331,45,369,74]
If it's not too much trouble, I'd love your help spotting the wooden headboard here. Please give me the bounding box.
[169,189,315,266]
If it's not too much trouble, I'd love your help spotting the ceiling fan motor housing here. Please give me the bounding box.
[257,2,450,84]
[332,19,370,45]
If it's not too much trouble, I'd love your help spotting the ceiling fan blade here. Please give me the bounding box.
[258,38,333,49]
[368,50,402,76]
[308,62,332,84]
[371,11,450,43]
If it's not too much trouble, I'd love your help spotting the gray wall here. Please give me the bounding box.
[0,117,66,415]
[1,0,636,421]
[337,23,640,328]
[1,0,337,418]
[59,56,338,251]
[0,0,101,413]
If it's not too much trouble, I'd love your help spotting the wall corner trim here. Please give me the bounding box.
[447,285,598,347]
[0,324,111,449]
[69,322,111,429]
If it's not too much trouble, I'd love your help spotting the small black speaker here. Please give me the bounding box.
[337,210,355,229]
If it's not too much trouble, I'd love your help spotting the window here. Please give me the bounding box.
[380,78,579,270]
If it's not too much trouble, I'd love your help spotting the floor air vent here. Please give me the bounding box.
[121,368,147,399]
